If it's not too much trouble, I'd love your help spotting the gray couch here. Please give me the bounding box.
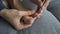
[0,0,60,34]
[47,0,60,21]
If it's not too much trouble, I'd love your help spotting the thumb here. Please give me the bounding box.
[18,11,35,16]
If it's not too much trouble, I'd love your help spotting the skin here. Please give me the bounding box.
[30,0,50,18]
[0,0,50,30]
[10,0,50,23]
[0,9,35,30]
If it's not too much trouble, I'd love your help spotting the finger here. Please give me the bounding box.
[36,0,50,12]
[37,0,43,7]
[22,16,36,28]
[18,11,35,16]
[36,0,50,13]
[36,0,50,18]
[38,0,43,7]
[36,13,41,18]
[18,17,36,30]
[20,16,32,25]
[42,0,50,10]
[21,16,36,25]
[15,16,37,30]
[34,0,50,18]
[33,13,42,18]
[32,8,43,18]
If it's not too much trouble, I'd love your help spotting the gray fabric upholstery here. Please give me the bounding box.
[47,0,60,21]
[0,17,17,34]
[0,10,60,34]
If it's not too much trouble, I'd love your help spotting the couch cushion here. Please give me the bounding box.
[47,0,60,21]
[0,17,17,34]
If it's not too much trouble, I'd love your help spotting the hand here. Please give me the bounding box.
[30,0,50,18]
[2,0,50,30]
[10,0,37,26]
[13,0,50,18]
[0,9,35,30]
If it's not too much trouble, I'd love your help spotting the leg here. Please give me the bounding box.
[17,10,60,34]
